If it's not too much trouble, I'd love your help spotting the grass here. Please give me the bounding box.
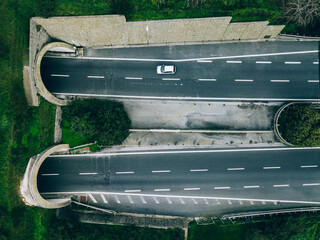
[62,119,89,148]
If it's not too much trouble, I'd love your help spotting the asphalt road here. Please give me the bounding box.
[41,41,320,101]
[38,147,320,217]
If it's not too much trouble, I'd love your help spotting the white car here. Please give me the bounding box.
[157,65,176,74]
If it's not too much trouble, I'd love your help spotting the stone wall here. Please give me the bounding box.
[33,15,285,48]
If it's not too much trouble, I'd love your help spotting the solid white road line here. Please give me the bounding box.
[51,74,69,77]
[125,190,141,193]
[214,186,230,190]
[179,198,185,204]
[308,80,319,83]
[115,195,121,204]
[52,91,320,102]
[101,194,108,204]
[184,188,200,191]
[140,196,147,204]
[263,166,281,170]
[244,185,260,189]
[166,197,172,204]
[197,60,212,63]
[285,61,301,64]
[88,194,97,203]
[116,171,134,174]
[198,78,217,81]
[227,168,245,171]
[41,173,59,176]
[255,61,272,64]
[228,200,232,205]
[162,78,180,81]
[239,200,243,205]
[79,172,98,175]
[87,76,105,79]
[204,199,209,205]
[153,197,160,204]
[303,183,320,186]
[270,80,290,82]
[301,165,318,168]
[250,201,254,205]
[235,79,253,82]
[273,184,289,188]
[127,196,134,204]
[154,189,170,192]
[226,60,242,64]
[125,77,143,80]
[313,62,319,64]
[190,169,208,172]
[152,170,171,173]
[262,201,266,205]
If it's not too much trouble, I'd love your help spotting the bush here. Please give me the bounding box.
[62,99,131,147]
[278,104,320,146]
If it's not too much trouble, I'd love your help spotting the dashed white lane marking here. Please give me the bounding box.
[184,188,200,191]
[197,60,212,63]
[162,78,180,81]
[313,62,319,64]
[256,61,272,64]
[127,196,134,204]
[226,60,242,64]
[140,196,147,204]
[115,196,121,204]
[88,194,97,203]
[285,61,301,64]
[235,79,253,82]
[100,194,108,204]
[179,198,185,204]
[301,165,318,168]
[263,166,281,170]
[273,184,289,188]
[125,190,141,193]
[198,78,217,81]
[79,172,98,175]
[192,199,198,204]
[303,183,320,186]
[227,168,245,171]
[214,186,230,190]
[270,80,290,82]
[41,173,59,176]
[116,171,134,174]
[152,170,171,173]
[204,199,209,205]
[166,197,172,204]
[308,80,320,83]
[228,200,232,205]
[87,76,105,79]
[153,197,160,204]
[244,185,260,189]
[154,189,170,192]
[125,77,143,80]
[190,169,208,172]
[51,74,69,77]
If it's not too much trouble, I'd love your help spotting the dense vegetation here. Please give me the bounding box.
[0,0,320,239]
[62,99,131,148]
[278,104,320,146]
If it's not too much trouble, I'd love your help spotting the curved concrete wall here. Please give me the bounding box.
[35,42,75,106]
[20,144,70,208]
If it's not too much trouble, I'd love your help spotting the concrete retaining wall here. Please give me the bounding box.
[33,15,284,47]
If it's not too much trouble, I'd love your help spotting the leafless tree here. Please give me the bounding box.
[285,0,320,26]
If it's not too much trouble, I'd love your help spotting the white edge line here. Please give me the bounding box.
[79,172,98,175]
[41,191,320,205]
[50,147,320,158]
[52,92,320,102]
[41,173,59,176]
[197,60,212,63]
[125,190,141,193]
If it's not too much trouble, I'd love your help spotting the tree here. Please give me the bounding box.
[285,0,320,27]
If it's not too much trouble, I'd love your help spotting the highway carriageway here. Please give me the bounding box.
[38,147,320,217]
[41,41,320,101]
